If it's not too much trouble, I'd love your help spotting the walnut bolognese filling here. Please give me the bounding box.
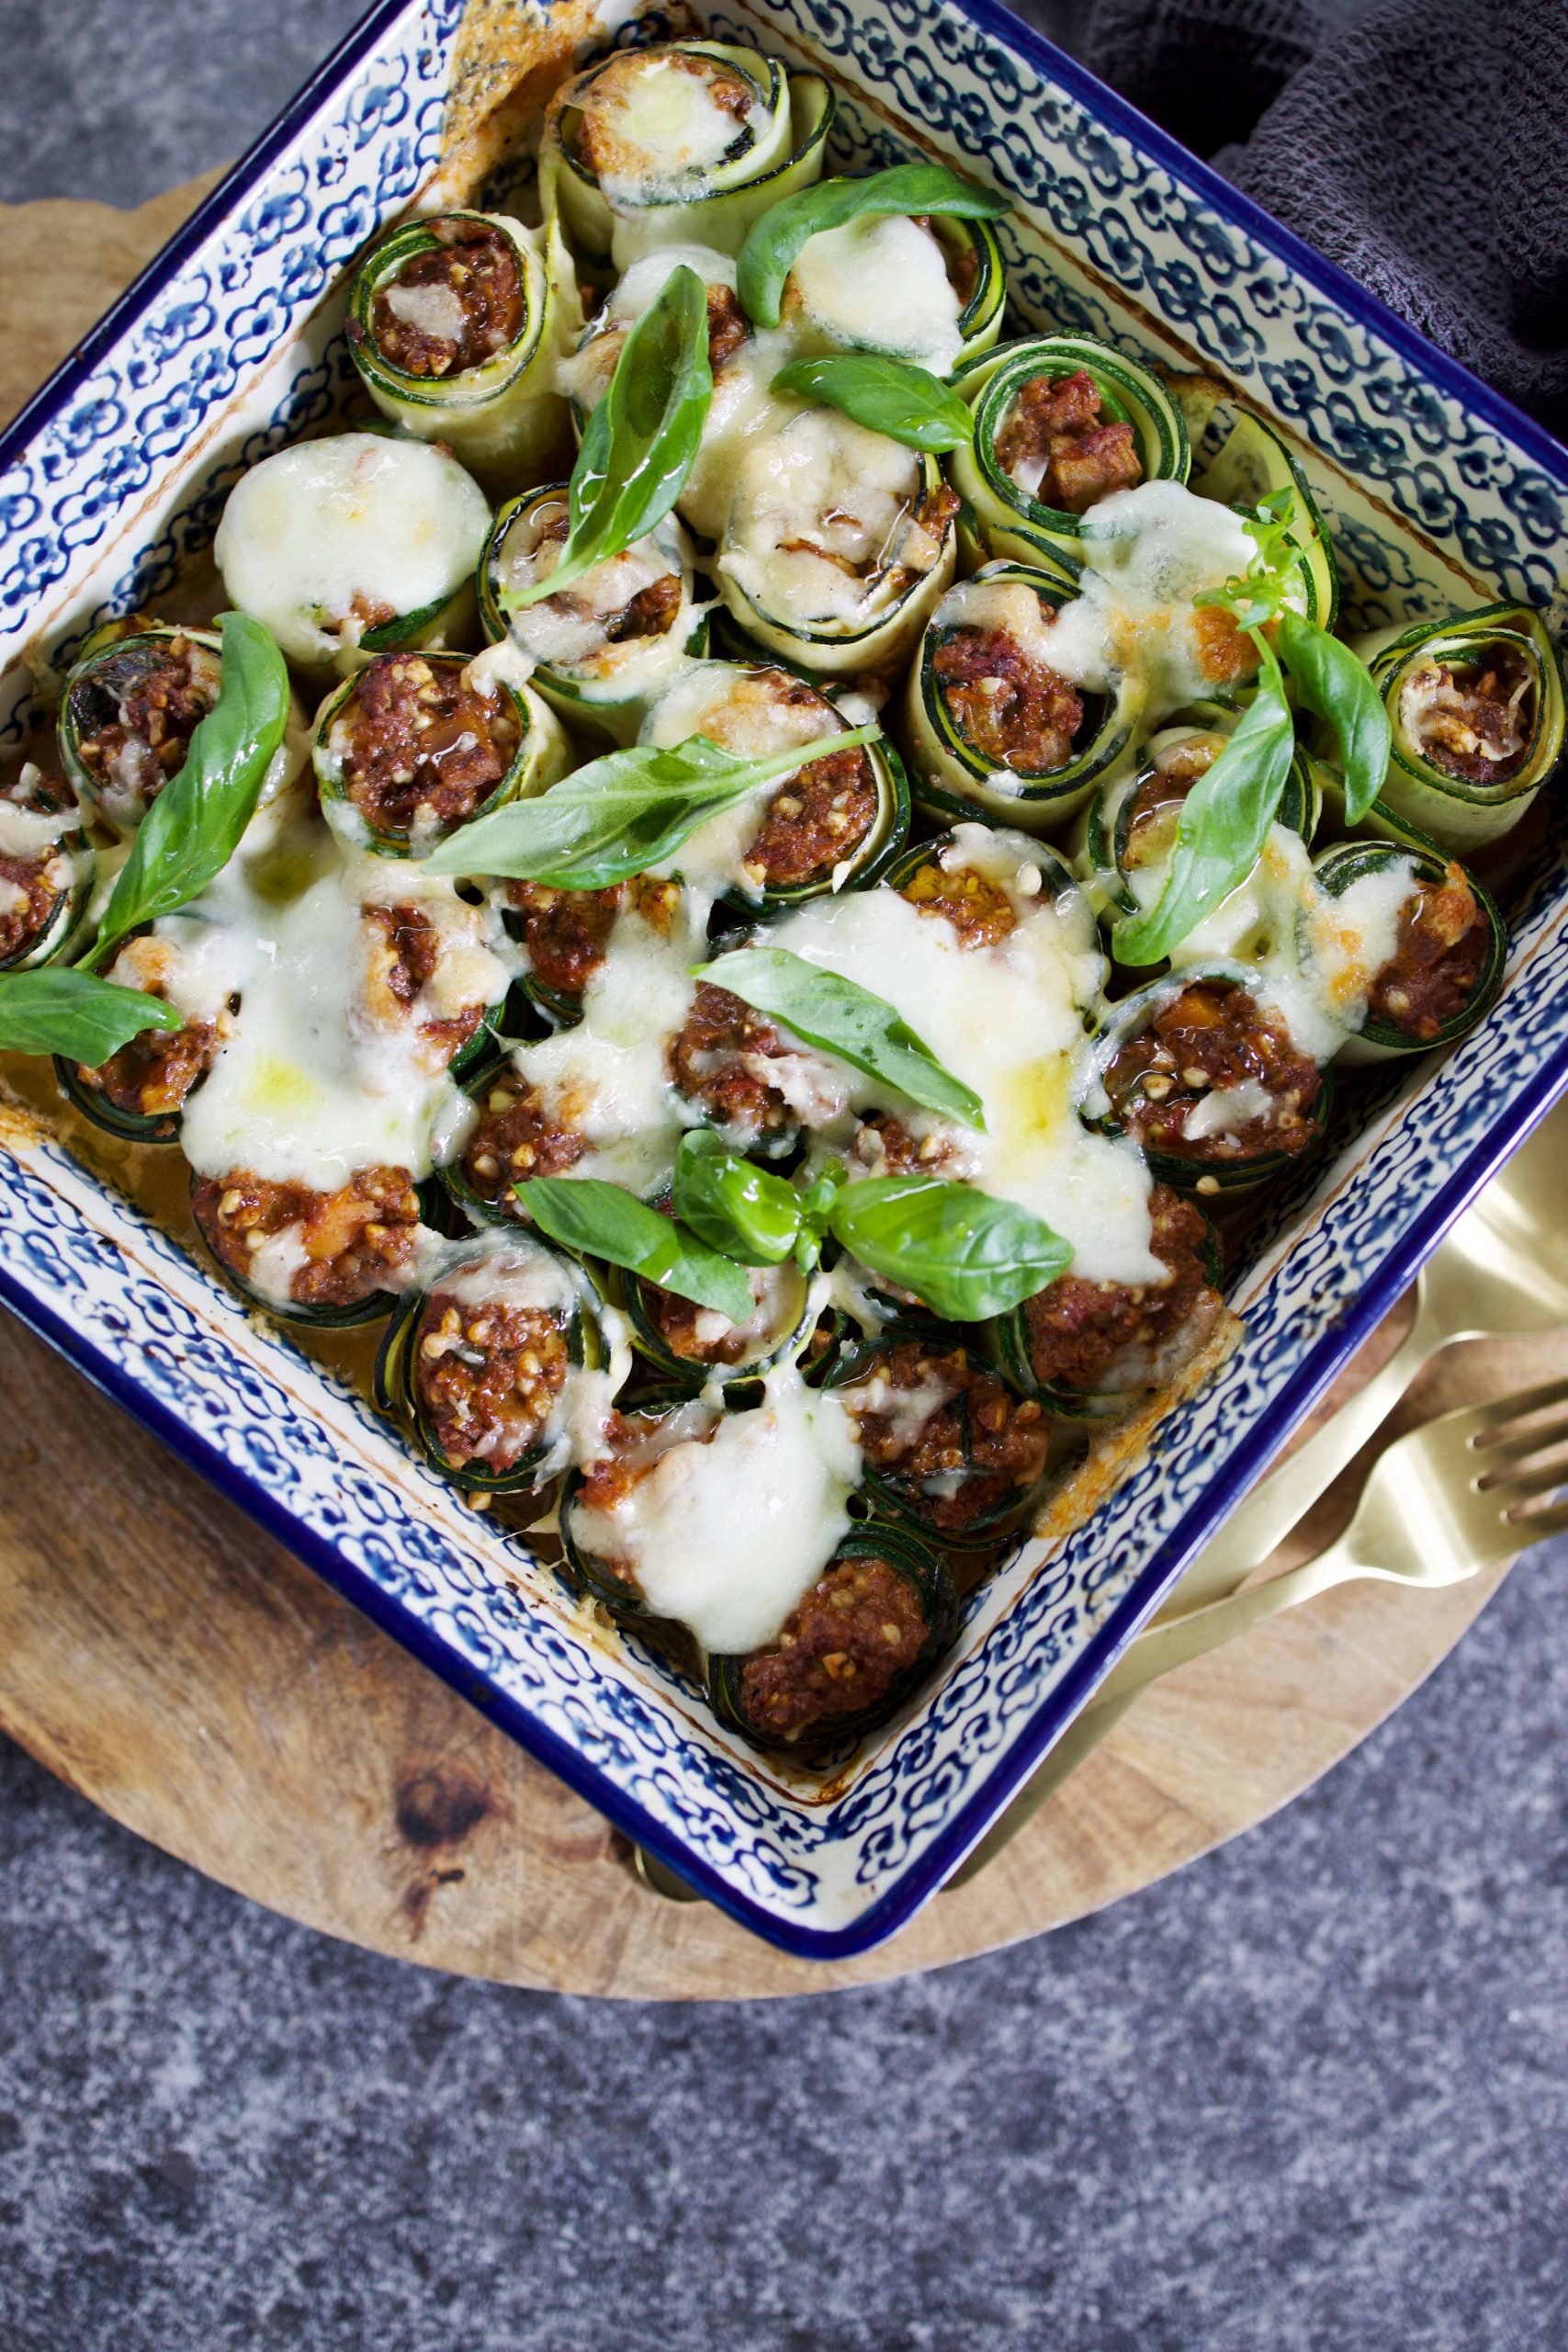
[360,215,525,379]
[834,1339,1050,1543]
[409,1286,571,1473]
[995,368,1144,514]
[62,629,221,831]
[1101,979,1324,1172]
[1363,864,1491,1042]
[193,1165,422,1315]
[1020,1185,1214,1397]
[733,1549,934,1741]
[1398,643,1535,786]
[319,652,522,847]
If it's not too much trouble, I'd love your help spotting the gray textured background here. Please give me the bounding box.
[4,6,1568,2349]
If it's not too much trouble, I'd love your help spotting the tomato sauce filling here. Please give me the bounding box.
[932,615,1088,775]
[363,217,525,379]
[331,655,520,840]
[1404,643,1535,786]
[840,1339,1048,1537]
[667,981,809,1148]
[194,1166,421,1309]
[996,368,1143,515]
[1365,863,1490,1041]
[411,1287,572,1472]
[641,1261,795,1369]
[1103,980,1323,1165]
[81,1008,218,1123]
[68,634,221,820]
[1024,1183,1213,1392]
[705,284,750,371]
[739,1553,931,1740]
[461,1069,585,1209]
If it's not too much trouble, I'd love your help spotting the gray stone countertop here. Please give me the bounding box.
[2,6,1565,2348]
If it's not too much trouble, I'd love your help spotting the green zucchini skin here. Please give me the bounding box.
[821,1335,1048,1552]
[987,1210,1224,1419]
[615,1255,818,1389]
[186,1170,451,1330]
[344,209,574,488]
[374,1233,608,1496]
[311,652,570,860]
[1351,604,1565,851]
[1087,966,1334,1195]
[1175,387,1339,631]
[53,1051,183,1146]
[948,335,1190,576]
[0,774,94,973]
[1308,841,1506,1067]
[903,562,1140,836]
[705,1520,958,1751]
[57,622,224,835]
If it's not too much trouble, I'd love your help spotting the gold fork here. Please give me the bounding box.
[949,1374,1568,1884]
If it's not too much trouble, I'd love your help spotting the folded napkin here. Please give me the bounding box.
[1021,0,1568,437]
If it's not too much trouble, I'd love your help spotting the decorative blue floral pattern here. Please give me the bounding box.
[1,0,1565,1956]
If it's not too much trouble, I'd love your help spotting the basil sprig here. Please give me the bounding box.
[666,1139,1073,1320]
[422,726,879,887]
[1114,487,1389,962]
[523,1175,754,1323]
[86,609,291,971]
[770,355,975,452]
[738,164,1011,330]
[501,265,712,613]
[0,966,183,1061]
[695,944,987,1132]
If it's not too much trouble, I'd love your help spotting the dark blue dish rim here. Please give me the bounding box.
[2,0,1566,1962]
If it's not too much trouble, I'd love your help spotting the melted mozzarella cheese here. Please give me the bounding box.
[498,511,697,694]
[0,795,75,856]
[557,243,739,417]
[580,52,767,204]
[785,213,964,376]
[511,898,703,1193]
[768,826,1162,1285]
[1303,858,1418,1027]
[215,433,491,671]
[382,280,468,346]
[720,410,936,628]
[571,1371,863,1653]
[680,328,799,539]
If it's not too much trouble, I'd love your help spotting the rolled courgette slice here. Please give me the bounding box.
[0,767,94,972]
[1087,964,1333,1194]
[345,209,575,486]
[214,432,491,680]
[541,41,833,268]
[780,208,1005,380]
[54,1044,184,1145]
[1351,604,1565,850]
[1074,705,1322,920]
[823,1334,1049,1552]
[716,415,958,678]
[949,335,1190,577]
[188,1168,443,1329]
[374,1228,612,1495]
[1179,387,1338,630]
[616,1253,818,1389]
[558,1396,719,1626]
[311,650,569,859]
[705,1520,958,1750]
[637,658,909,909]
[1306,841,1506,1068]
[904,563,1140,834]
[479,487,708,746]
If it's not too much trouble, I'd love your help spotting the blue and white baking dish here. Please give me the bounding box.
[2,0,1565,1959]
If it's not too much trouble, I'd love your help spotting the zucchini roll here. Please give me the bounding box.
[479,486,705,744]
[375,1227,617,1494]
[780,209,1004,379]
[191,1163,425,1327]
[1183,392,1337,628]
[637,660,908,907]
[1075,708,1321,920]
[826,1334,1049,1549]
[214,433,491,678]
[312,650,569,858]
[990,1184,1223,1418]
[1090,968,1331,1194]
[0,763,93,972]
[1354,605,1565,850]
[502,871,682,1029]
[619,1251,818,1387]
[541,40,833,269]
[60,919,235,1144]
[57,621,305,836]
[904,565,1139,834]
[950,336,1190,576]
[1305,842,1505,1066]
[716,410,959,676]
[346,210,573,484]
[705,1521,956,1749]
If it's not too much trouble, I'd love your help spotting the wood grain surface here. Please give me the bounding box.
[0,179,1549,2001]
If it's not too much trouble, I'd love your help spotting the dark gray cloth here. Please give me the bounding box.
[1048,0,1568,437]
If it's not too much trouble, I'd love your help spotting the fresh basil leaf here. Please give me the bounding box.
[770,355,975,452]
[422,726,879,887]
[502,265,712,612]
[1195,485,1300,632]
[1112,646,1297,967]
[1276,608,1391,825]
[87,610,290,969]
[696,944,987,1132]
[0,967,183,1061]
[738,164,1010,331]
[672,1130,802,1266]
[522,1175,754,1323]
[828,1176,1073,1321]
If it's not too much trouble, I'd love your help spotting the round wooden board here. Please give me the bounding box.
[0,182,1551,2000]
